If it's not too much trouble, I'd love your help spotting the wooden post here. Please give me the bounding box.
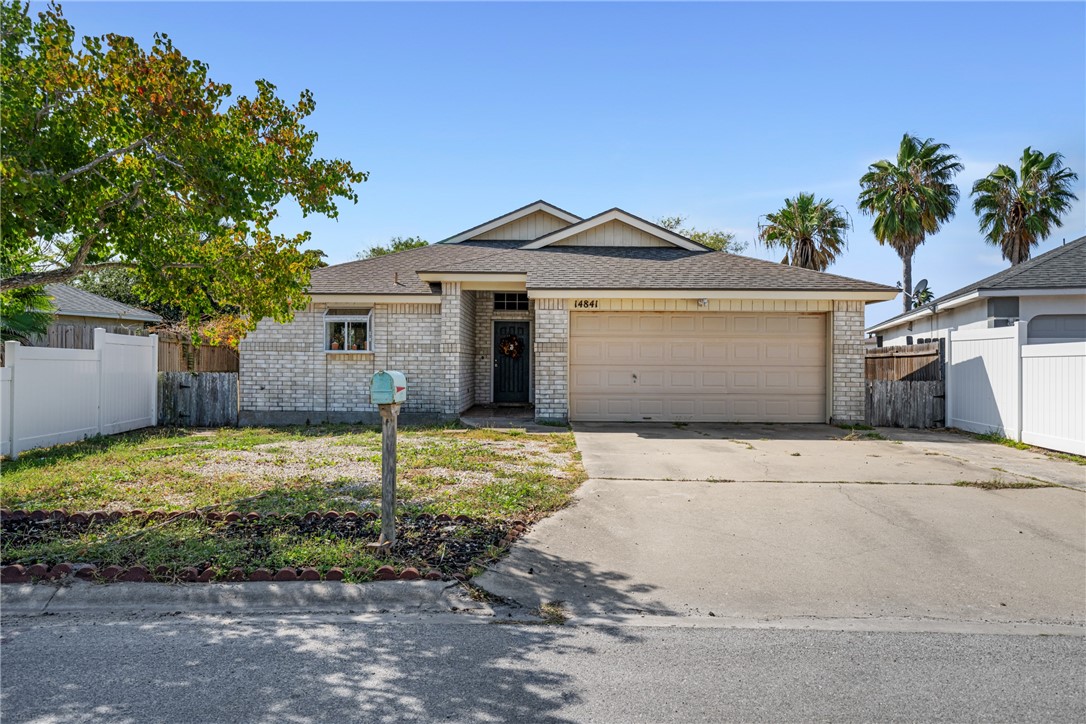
[378,402,401,546]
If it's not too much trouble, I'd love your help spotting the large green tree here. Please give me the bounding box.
[757,193,850,271]
[0,1,366,330]
[970,147,1079,265]
[356,235,429,260]
[657,215,747,253]
[857,134,963,312]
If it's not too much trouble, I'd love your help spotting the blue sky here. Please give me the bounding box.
[47,1,1086,325]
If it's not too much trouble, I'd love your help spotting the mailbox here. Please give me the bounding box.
[370,370,407,405]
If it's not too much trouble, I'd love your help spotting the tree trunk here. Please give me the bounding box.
[901,254,913,313]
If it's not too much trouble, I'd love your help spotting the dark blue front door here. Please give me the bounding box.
[493,321,530,403]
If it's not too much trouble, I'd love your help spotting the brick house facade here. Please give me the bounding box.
[240,202,895,425]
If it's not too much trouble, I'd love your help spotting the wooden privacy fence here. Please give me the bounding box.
[865,342,945,429]
[158,372,239,427]
[157,335,239,373]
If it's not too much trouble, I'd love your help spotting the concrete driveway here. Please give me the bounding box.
[478,424,1086,627]
[574,423,1086,487]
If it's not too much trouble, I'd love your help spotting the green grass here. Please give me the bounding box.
[953,480,1053,490]
[0,425,585,577]
[836,423,875,431]
[973,431,1086,465]
[0,425,584,520]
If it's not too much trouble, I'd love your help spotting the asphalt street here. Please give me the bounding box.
[1,613,1083,723]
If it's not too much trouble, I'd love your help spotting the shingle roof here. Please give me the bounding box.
[46,284,162,323]
[870,235,1086,331]
[311,241,896,295]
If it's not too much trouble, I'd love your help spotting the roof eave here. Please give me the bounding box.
[529,288,898,301]
[54,309,162,323]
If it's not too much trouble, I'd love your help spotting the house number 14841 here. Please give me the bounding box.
[574,299,600,309]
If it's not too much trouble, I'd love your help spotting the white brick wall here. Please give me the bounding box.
[239,301,446,422]
[832,299,866,424]
[534,298,569,421]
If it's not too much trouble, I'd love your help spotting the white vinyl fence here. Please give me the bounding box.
[0,330,158,459]
[947,322,1085,455]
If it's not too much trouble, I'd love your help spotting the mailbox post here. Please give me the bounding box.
[370,371,407,546]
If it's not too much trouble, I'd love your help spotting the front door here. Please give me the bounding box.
[493,321,530,404]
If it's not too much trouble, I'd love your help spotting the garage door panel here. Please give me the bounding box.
[638,316,665,333]
[639,341,666,362]
[670,316,696,333]
[702,317,728,334]
[570,312,827,422]
[733,316,759,333]
[570,339,604,363]
[797,315,825,334]
[669,370,698,388]
[703,371,727,389]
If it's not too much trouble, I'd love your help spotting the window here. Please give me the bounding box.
[324,309,371,352]
[494,293,529,311]
[987,297,1019,328]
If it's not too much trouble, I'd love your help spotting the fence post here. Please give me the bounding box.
[4,340,19,459]
[94,328,106,437]
[1014,321,1027,443]
[944,330,954,428]
[149,333,159,427]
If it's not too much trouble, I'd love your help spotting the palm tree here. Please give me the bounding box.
[970,148,1079,265]
[858,134,963,312]
[0,287,53,344]
[757,193,850,271]
[913,287,935,308]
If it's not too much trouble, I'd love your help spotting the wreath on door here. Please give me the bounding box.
[499,334,524,360]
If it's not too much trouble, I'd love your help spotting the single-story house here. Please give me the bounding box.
[239,201,896,426]
[867,235,1085,347]
[41,284,163,349]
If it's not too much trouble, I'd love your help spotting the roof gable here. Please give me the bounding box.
[440,200,582,243]
[521,208,708,251]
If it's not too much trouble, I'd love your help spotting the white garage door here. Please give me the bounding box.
[569,312,827,422]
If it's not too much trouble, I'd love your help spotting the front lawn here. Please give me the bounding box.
[0,425,585,581]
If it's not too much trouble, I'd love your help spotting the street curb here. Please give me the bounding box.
[0,579,493,617]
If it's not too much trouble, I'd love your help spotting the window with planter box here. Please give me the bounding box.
[325,309,372,352]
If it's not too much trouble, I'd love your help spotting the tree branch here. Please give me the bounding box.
[29,136,152,182]
[1,260,204,292]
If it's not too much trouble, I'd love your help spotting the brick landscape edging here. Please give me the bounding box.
[0,513,528,584]
[0,508,515,526]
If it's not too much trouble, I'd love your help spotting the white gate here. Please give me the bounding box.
[1021,342,1086,455]
[946,325,1023,438]
[1,329,158,459]
[947,323,1085,455]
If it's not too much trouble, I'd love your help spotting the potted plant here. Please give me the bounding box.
[330,331,344,350]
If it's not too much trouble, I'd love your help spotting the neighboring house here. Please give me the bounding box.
[867,236,1086,347]
[239,200,896,426]
[41,284,163,349]
[867,236,1085,455]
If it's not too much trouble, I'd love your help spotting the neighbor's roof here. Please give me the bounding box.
[45,284,162,323]
[868,235,1086,333]
[311,241,896,296]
